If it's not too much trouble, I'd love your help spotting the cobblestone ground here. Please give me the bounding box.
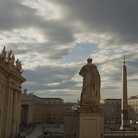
[19,124,35,133]
[43,123,64,132]
[104,136,138,138]
[26,123,63,138]
[26,124,43,138]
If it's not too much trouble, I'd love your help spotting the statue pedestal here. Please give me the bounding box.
[78,106,104,138]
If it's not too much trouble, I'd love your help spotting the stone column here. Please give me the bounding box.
[16,91,21,135]
[28,105,33,124]
[7,88,14,137]
[0,84,4,134]
[0,86,10,138]
[6,87,12,137]
[11,89,18,137]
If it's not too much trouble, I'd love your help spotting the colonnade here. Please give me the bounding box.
[21,104,33,124]
[0,82,23,137]
[0,47,26,138]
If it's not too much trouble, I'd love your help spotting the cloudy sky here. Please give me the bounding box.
[0,0,138,102]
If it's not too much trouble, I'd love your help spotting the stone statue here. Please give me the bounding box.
[23,89,27,95]
[7,50,13,63]
[1,46,7,61]
[29,92,33,96]
[11,54,15,66]
[79,58,101,106]
[19,61,22,70]
[16,59,22,70]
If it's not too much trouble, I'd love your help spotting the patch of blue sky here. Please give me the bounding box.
[7,35,12,39]
[60,43,99,63]
[101,47,128,59]
[30,54,37,57]
[21,60,26,62]
[31,59,42,63]
[31,38,36,41]
[0,38,3,40]
[20,36,28,40]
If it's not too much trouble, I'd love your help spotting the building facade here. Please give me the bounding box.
[21,95,123,125]
[100,97,138,125]
[128,96,138,124]
[64,110,78,138]
[100,99,121,124]
[0,47,26,138]
[21,94,138,126]
[21,91,75,124]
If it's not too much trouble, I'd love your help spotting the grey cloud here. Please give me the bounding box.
[0,0,75,46]
[0,0,37,30]
[34,90,80,102]
[94,51,138,91]
[122,53,138,77]
[102,86,120,90]
[45,80,80,90]
[6,43,30,54]
[129,79,138,82]
[5,42,72,60]
[22,64,79,91]
[50,0,138,47]
[40,21,75,44]
[1,0,138,57]
[2,0,138,61]
[35,43,72,59]
[1,0,138,101]
[36,91,71,97]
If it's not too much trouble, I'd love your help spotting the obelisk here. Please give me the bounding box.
[120,55,129,130]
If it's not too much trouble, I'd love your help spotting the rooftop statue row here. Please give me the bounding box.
[0,46,22,72]
[22,89,33,96]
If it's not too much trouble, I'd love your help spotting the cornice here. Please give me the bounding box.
[0,60,26,83]
[11,70,26,83]
[0,60,11,74]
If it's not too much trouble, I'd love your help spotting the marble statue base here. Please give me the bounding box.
[77,106,104,138]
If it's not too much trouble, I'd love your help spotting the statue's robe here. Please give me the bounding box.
[79,64,101,106]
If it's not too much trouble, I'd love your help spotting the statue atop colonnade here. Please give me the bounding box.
[0,46,22,72]
[0,46,26,138]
